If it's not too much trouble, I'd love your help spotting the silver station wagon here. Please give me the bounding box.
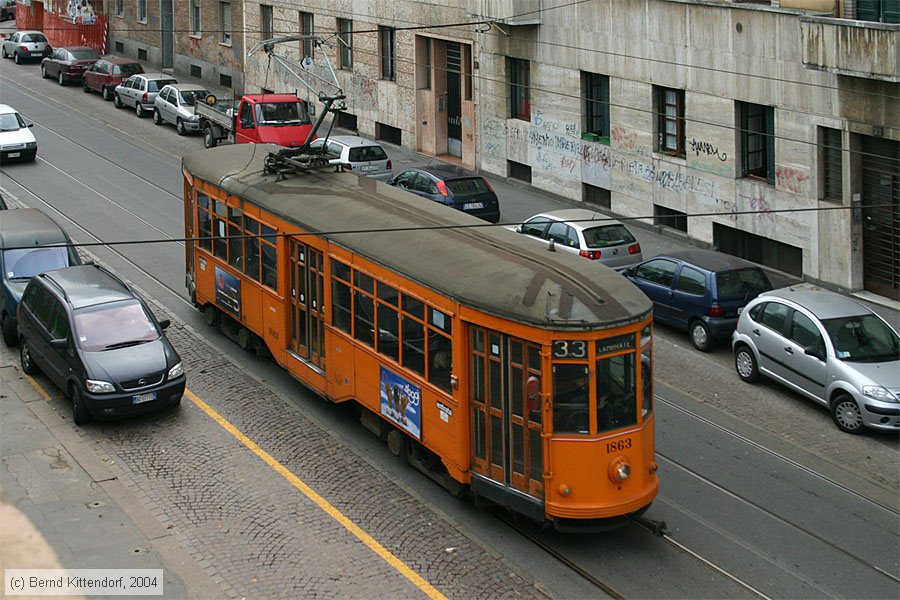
[732,285,900,434]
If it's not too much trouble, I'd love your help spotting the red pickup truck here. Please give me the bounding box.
[196,93,316,149]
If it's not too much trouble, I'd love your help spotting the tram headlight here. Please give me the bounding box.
[608,457,631,484]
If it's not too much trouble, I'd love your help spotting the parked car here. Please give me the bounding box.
[1,0,17,21]
[622,249,773,351]
[387,165,501,223]
[114,72,177,118]
[152,83,209,134]
[82,57,144,101]
[732,285,900,434]
[1,30,51,64]
[309,135,393,181]
[17,264,186,425]
[41,46,101,85]
[0,104,37,164]
[509,209,642,270]
[1,208,83,346]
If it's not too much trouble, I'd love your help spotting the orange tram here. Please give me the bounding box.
[182,144,659,531]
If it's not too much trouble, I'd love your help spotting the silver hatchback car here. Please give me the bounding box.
[2,30,51,64]
[309,135,393,181]
[114,73,177,118]
[510,209,643,271]
[153,83,209,135]
[732,285,900,434]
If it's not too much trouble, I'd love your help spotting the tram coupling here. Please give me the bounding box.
[632,514,668,537]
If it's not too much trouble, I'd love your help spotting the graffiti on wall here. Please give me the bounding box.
[775,165,810,195]
[688,138,727,161]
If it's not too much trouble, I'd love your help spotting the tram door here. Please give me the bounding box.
[289,241,326,369]
[470,327,543,498]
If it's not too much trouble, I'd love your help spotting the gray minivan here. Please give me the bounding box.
[0,209,82,345]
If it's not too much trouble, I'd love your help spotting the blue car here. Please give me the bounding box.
[623,249,773,351]
[1,208,82,346]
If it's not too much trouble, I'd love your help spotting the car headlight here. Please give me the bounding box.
[85,379,115,393]
[862,386,899,403]
[187,115,199,122]
[25,142,37,149]
[168,362,184,379]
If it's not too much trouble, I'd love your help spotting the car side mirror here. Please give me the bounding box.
[49,338,67,349]
[515,225,523,233]
[622,266,634,277]
[158,319,171,330]
[804,346,825,361]
[27,123,33,128]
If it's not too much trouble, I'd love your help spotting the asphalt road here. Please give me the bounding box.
[1,49,898,600]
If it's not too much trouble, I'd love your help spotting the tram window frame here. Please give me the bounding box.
[641,324,653,418]
[552,363,590,434]
[261,224,278,291]
[227,207,243,269]
[596,344,638,433]
[212,199,227,260]
[197,192,212,251]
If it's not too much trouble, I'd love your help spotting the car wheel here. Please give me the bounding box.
[82,78,91,92]
[689,320,713,351]
[734,344,760,383]
[1,47,7,59]
[203,124,218,149]
[20,340,38,375]
[113,92,123,108]
[72,385,91,426]
[153,109,163,125]
[41,65,48,78]
[1,314,16,347]
[136,103,145,118]
[831,394,864,435]
[176,119,186,136]
[58,71,66,86]
[14,52,21,65]
[102,86,113,101]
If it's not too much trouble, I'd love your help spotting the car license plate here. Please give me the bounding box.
[32,52,43,57]
[132,392,157,405]
[7,152,20,158]
[463,202,484,210]
[361,165,376,172]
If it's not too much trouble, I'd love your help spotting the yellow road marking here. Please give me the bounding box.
[24,374,54,402]
[185,390,447,600]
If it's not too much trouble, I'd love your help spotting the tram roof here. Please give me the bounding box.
[183,145,651,330]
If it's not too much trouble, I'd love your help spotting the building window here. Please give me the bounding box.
[337,18,353,70]
[138,48,147,61]
[300,11,314,59]
[137,0,147,22]
[714,223,802,277]
[820,127,843,203]
[508,160,532,183]
[379,26,396,81]
[654,205,688,232]
[260,4,273,41]
[376,122,401,145]
[738,101,775,184]
[583,183,611,209]
[115,0,124,17]
[219,2,232,45]
[190,64,202,78]
[582,72,610,140]
[114,41,125,53]
[655,86,685,156]
[190,0,201,36]
[220,73,232,88]
[507,57,530,121]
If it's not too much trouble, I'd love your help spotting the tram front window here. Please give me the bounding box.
[597,352,637,433]
[553,364,590,434]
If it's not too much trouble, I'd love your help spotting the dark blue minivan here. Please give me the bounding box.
[623,249,773,351]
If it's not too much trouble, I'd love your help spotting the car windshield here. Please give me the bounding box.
[3,247,69,279]
[445,177,489,197]
[70,49,100,60]
[178,89,209,106]
[0,112,26,131]
[148,79,176,93]
[22,34,47,43]
[255,101,311,125]
[715,268,772,299]
[348,145,388,162]
[823,314,900,363]
[74,299,159,352]
[583,224,636,248]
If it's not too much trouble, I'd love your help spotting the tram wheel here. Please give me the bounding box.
[237,327,252,350]
[386,429,407,457]
[203,305,220,327]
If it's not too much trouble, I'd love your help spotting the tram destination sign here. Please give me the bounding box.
[596,334,636,356]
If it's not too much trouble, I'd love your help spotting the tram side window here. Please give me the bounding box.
[213,200,228,260]
[244,217,261,280]
[428,329,452,393]
[261,225,278,291]
[354,289,375,346]
[597,352,637,433]
[377,282,399,361]
[553,364,590,434]
[641,325,653,418]
[197,193,212,251]
[227,207,243,269]
[401,315,425,376]
[331,263,352,333]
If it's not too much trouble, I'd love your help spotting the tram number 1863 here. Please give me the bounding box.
[606,439,632,453]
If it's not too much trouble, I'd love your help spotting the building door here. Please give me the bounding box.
[289,241,326,369]
[470,327,544,498]
[445,42,462,158]
[160,0,174,69]
[861,136,899,300]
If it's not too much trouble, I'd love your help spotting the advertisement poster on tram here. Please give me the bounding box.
[215,265,241,318]
[380,367,422,439]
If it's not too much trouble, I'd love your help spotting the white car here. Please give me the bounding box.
[1,30,51,64]
[309,135,393,180]
[153,84,209,135]
[509,209,643,271]
[113,73,177,118]
[0,104,37,163]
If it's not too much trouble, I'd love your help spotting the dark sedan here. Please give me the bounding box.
[387,165,501,223]
[41,46,101,85]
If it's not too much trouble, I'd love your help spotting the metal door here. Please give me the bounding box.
[160,0,174,69]
[289,240,326,369]
[861,136,899,300]
[445,42,462,158]
[470,327,543,498]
